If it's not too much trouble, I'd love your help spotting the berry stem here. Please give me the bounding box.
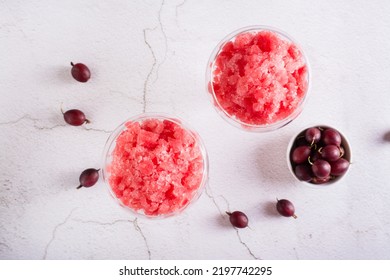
[292,214,298,219]
[70,62,74,66]
[339,146,344,158]
[308,156,314,165]
[76,185,83,189]
[84,119,90,124]
[225,211,232,216]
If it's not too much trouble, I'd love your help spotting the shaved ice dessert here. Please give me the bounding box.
[207,26,309,131]
[103,114,208,217]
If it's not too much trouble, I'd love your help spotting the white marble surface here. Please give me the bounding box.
[1,0,390,260]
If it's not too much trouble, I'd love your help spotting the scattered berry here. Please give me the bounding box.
[276,199,297,218]
[71,62,91,83]
[63,109,90,126]
[226,211,248,228]
[77,168,100,189]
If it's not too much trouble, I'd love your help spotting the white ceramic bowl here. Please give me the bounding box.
[287,125,351,186]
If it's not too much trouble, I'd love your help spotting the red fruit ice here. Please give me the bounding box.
[108,119,204,216]
[211,30,308,125]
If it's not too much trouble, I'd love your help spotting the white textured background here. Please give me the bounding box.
[1,0,390,260]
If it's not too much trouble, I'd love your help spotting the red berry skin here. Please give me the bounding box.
[330,158,350,176]
[276,199,297,218]
[63,109,88,126]
[227,211,248,228]
[77,168,99,189]
[292,146,311,164]
[305,127,321,144]
[321,145,341,162]
[312,159,331,178]
[71,62,91,82]
[322,128,342,146]
[294,164,313,182]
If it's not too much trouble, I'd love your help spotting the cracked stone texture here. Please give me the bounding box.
[1,0,390,259]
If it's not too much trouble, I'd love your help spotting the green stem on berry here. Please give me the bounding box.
[308,156,314,165]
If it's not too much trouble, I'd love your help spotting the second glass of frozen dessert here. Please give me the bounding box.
[206,25,310,132]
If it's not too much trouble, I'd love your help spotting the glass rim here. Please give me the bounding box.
[206,25,312,132]
[101,112,209,219]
